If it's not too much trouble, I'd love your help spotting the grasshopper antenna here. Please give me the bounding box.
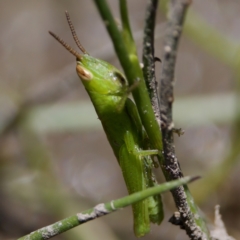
[49,31,82,60]
[65,11,88,55]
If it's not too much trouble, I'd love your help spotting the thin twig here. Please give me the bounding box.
[159,0,210,239]
[142,0,161,127]
[18,176,195,240]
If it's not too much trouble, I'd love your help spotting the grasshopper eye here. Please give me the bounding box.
[112,72,127,86]
[76,64,93,81]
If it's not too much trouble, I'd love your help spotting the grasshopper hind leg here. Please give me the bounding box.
[144,155,164,224]
[123,131,164,227]
[119,143,150,237]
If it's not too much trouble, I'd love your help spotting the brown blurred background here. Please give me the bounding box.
[0,0,240,239]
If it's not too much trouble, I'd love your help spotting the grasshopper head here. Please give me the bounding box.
[76,55,128,96]
[49,11,128,96]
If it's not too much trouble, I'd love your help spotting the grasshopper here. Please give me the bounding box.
[49,12,163,237]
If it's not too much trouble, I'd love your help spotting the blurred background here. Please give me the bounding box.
[0,0,240,239]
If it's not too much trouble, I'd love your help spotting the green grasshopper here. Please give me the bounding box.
[49,12,163,237]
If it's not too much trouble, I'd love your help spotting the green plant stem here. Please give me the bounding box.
[18,176,196,240]
[119,0,136,53]
[93,0,164,166]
